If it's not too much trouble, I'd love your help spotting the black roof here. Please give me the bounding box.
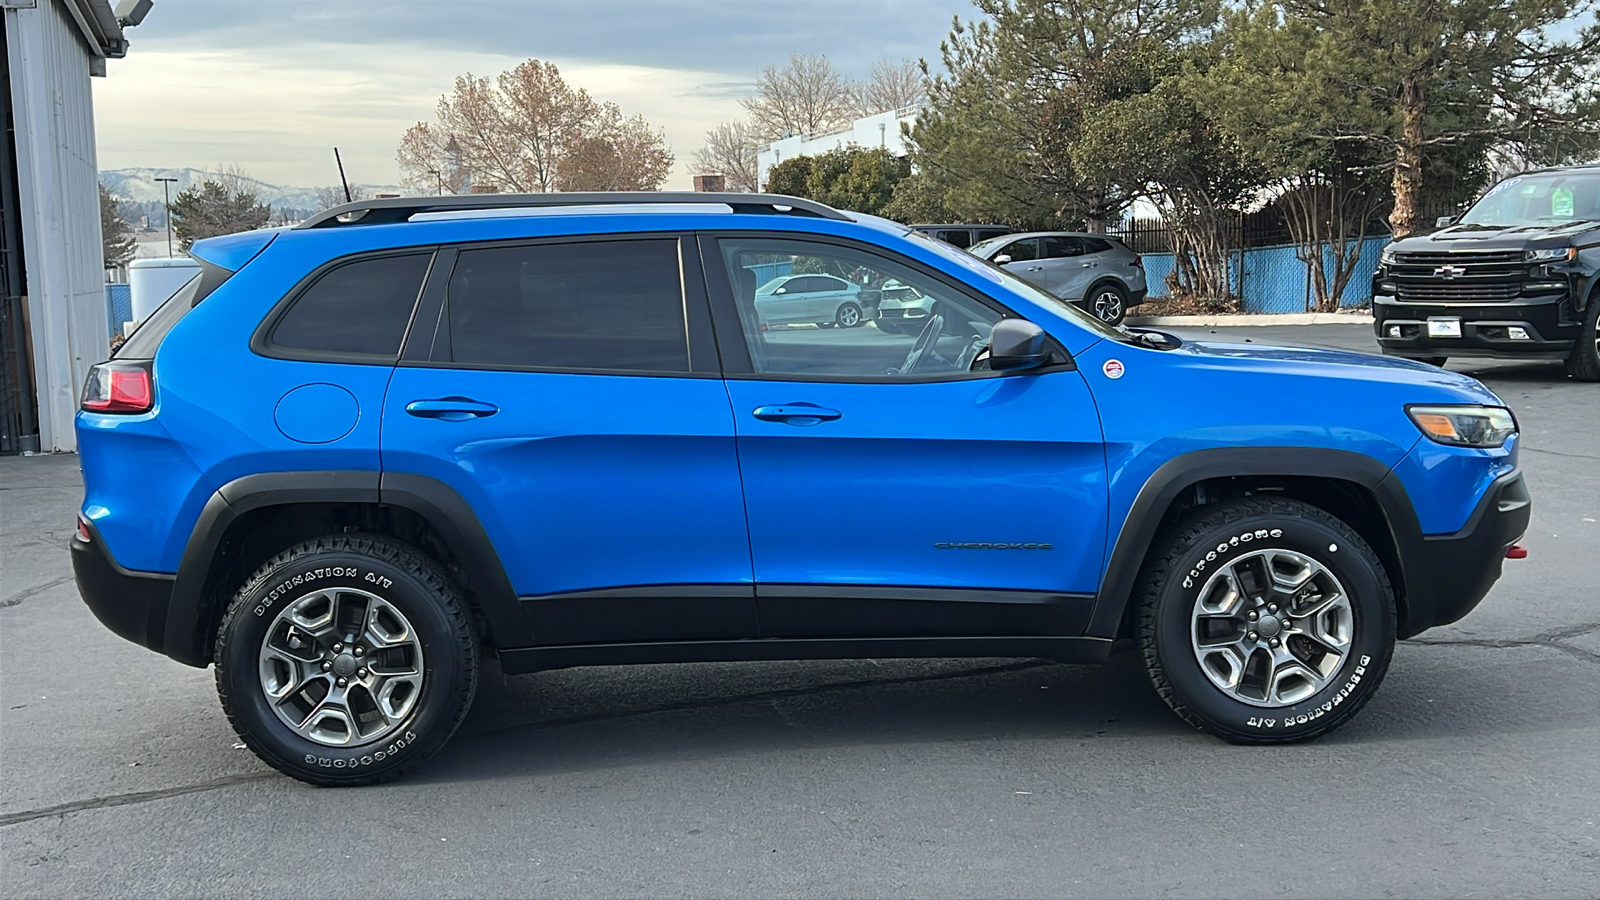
[294,192,851,229]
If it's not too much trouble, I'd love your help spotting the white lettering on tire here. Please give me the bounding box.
[1182,528,1283,589]
[303,730,416,768]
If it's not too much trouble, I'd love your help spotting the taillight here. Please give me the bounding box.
[1131,256,1144,269]
[81,361,153,414]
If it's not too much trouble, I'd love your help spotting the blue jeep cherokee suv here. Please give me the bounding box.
[73,193,1530,785]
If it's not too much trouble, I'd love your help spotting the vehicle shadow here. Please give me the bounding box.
[408,640,1598,786]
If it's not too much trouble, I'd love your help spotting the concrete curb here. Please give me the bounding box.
[1125,312,1374,327]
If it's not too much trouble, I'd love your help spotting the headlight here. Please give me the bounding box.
[1380,243,1397,265]
[1407,405,1517,448]
[1524,247,1575,263]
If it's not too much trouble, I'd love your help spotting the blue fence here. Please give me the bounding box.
[104,283,132,338]
[745,260,794,286]
[1138,236,1389,313]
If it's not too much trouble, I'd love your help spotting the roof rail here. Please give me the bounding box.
[294,192,851,229]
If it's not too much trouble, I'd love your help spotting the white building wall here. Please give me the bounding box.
[756,106,920,191]
[6,0,111,452]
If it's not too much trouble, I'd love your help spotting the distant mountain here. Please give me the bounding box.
[99,167,405,217]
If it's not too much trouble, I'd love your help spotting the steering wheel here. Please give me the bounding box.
[896,314,945,376]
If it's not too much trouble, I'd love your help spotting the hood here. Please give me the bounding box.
[1175,339,1504,404]
[1398,219,1598,251]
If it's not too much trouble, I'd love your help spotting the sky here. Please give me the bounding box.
[92,0,977,190]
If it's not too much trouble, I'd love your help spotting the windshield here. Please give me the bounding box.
[967,236,1009,257]
[908,230,1126,341]
[1460,171,1600,227]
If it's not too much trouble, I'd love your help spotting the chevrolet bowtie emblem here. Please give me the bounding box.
[1434,265,1467,278]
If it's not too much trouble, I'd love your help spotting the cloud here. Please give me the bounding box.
[95,0,976,188]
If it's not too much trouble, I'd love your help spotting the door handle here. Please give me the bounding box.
[405,397,499,420]
[752,404,842,425]
[1081,262,1098,268]
[1025,265,1044,272]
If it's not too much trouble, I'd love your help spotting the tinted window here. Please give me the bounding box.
[936,230,973,248]
[271,254,431,357]
[1000,238,1040,262]
[976,229,1011,242]
[1082,238,1115,254]
[116,274,201,359]
[1042,236,1086,259]
[721,237,1003,380]
[447,239,687,372]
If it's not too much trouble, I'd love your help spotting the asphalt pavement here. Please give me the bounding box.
[2,323,1596,898]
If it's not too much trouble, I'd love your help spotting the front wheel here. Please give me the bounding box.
[215,534,478,785]
[1137,498,1396,743]
[1563,295,1600,382]
[835,302,864,328]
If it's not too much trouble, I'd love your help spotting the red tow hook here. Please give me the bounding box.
[1505,544,1528,560]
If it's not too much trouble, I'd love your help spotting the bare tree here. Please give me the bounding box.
[691,121,760,192]
[312,184,374,211]
[558,108,675,190]
[397,125,473,195]
[740,53,857,140]
[398,58,674,193]
[856,58,926,115]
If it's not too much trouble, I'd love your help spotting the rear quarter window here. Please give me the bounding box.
[267,253,432,360]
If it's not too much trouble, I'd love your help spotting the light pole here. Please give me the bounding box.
[155,176,178,257]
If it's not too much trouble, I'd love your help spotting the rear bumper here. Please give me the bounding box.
[1372,295,1579,359]
[71,522,174,655]
[1406,470,1531,634]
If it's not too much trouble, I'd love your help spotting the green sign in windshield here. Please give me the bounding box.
[1552,186,1575,217]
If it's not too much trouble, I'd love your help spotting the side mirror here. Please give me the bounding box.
[989,318,1055,372]
[993,254,1013,265]
[773,287,786,295]
[1436,216,1458,228]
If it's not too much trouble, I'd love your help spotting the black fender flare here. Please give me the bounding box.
[165,470,527,666]
[1085,447,1431,640]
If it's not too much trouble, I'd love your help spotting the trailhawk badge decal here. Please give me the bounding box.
[1103,359,1126,379]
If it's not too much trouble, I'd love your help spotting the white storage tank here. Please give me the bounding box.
[128,257,202,322]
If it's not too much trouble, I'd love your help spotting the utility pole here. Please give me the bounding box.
[427,168,443,196]
[155,176,178,257]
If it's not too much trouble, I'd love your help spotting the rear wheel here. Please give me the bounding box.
[1419,357,1449,367]
[1563,295,1600,382]
[1087,283,1128,326]
[1137,498,1396,743]
[215,534,478,785]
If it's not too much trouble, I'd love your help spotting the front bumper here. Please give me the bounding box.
[1373,296,1579,359]
[71,522,175,655]
[1406,469,1531,634]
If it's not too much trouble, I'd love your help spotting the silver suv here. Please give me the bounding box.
[969,232,1147,326]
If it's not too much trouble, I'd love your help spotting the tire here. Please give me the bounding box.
[1418,357,1449,367]
[1087,283,1128,326]
[1137,498,1396,744]
[835,303,864,328]
[215,534,478,786]
[1563,294,1600,382]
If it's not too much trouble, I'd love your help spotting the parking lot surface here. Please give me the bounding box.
[2,324,1596,898]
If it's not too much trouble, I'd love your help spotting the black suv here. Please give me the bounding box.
[1372,164,1600,381]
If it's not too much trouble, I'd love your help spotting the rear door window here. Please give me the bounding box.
[445,239,688,373]
[269,253,432,359]
[936,229,973,248]
[1042,236,1087,259]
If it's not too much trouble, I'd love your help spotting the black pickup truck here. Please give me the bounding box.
[1372,165,1599,381]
